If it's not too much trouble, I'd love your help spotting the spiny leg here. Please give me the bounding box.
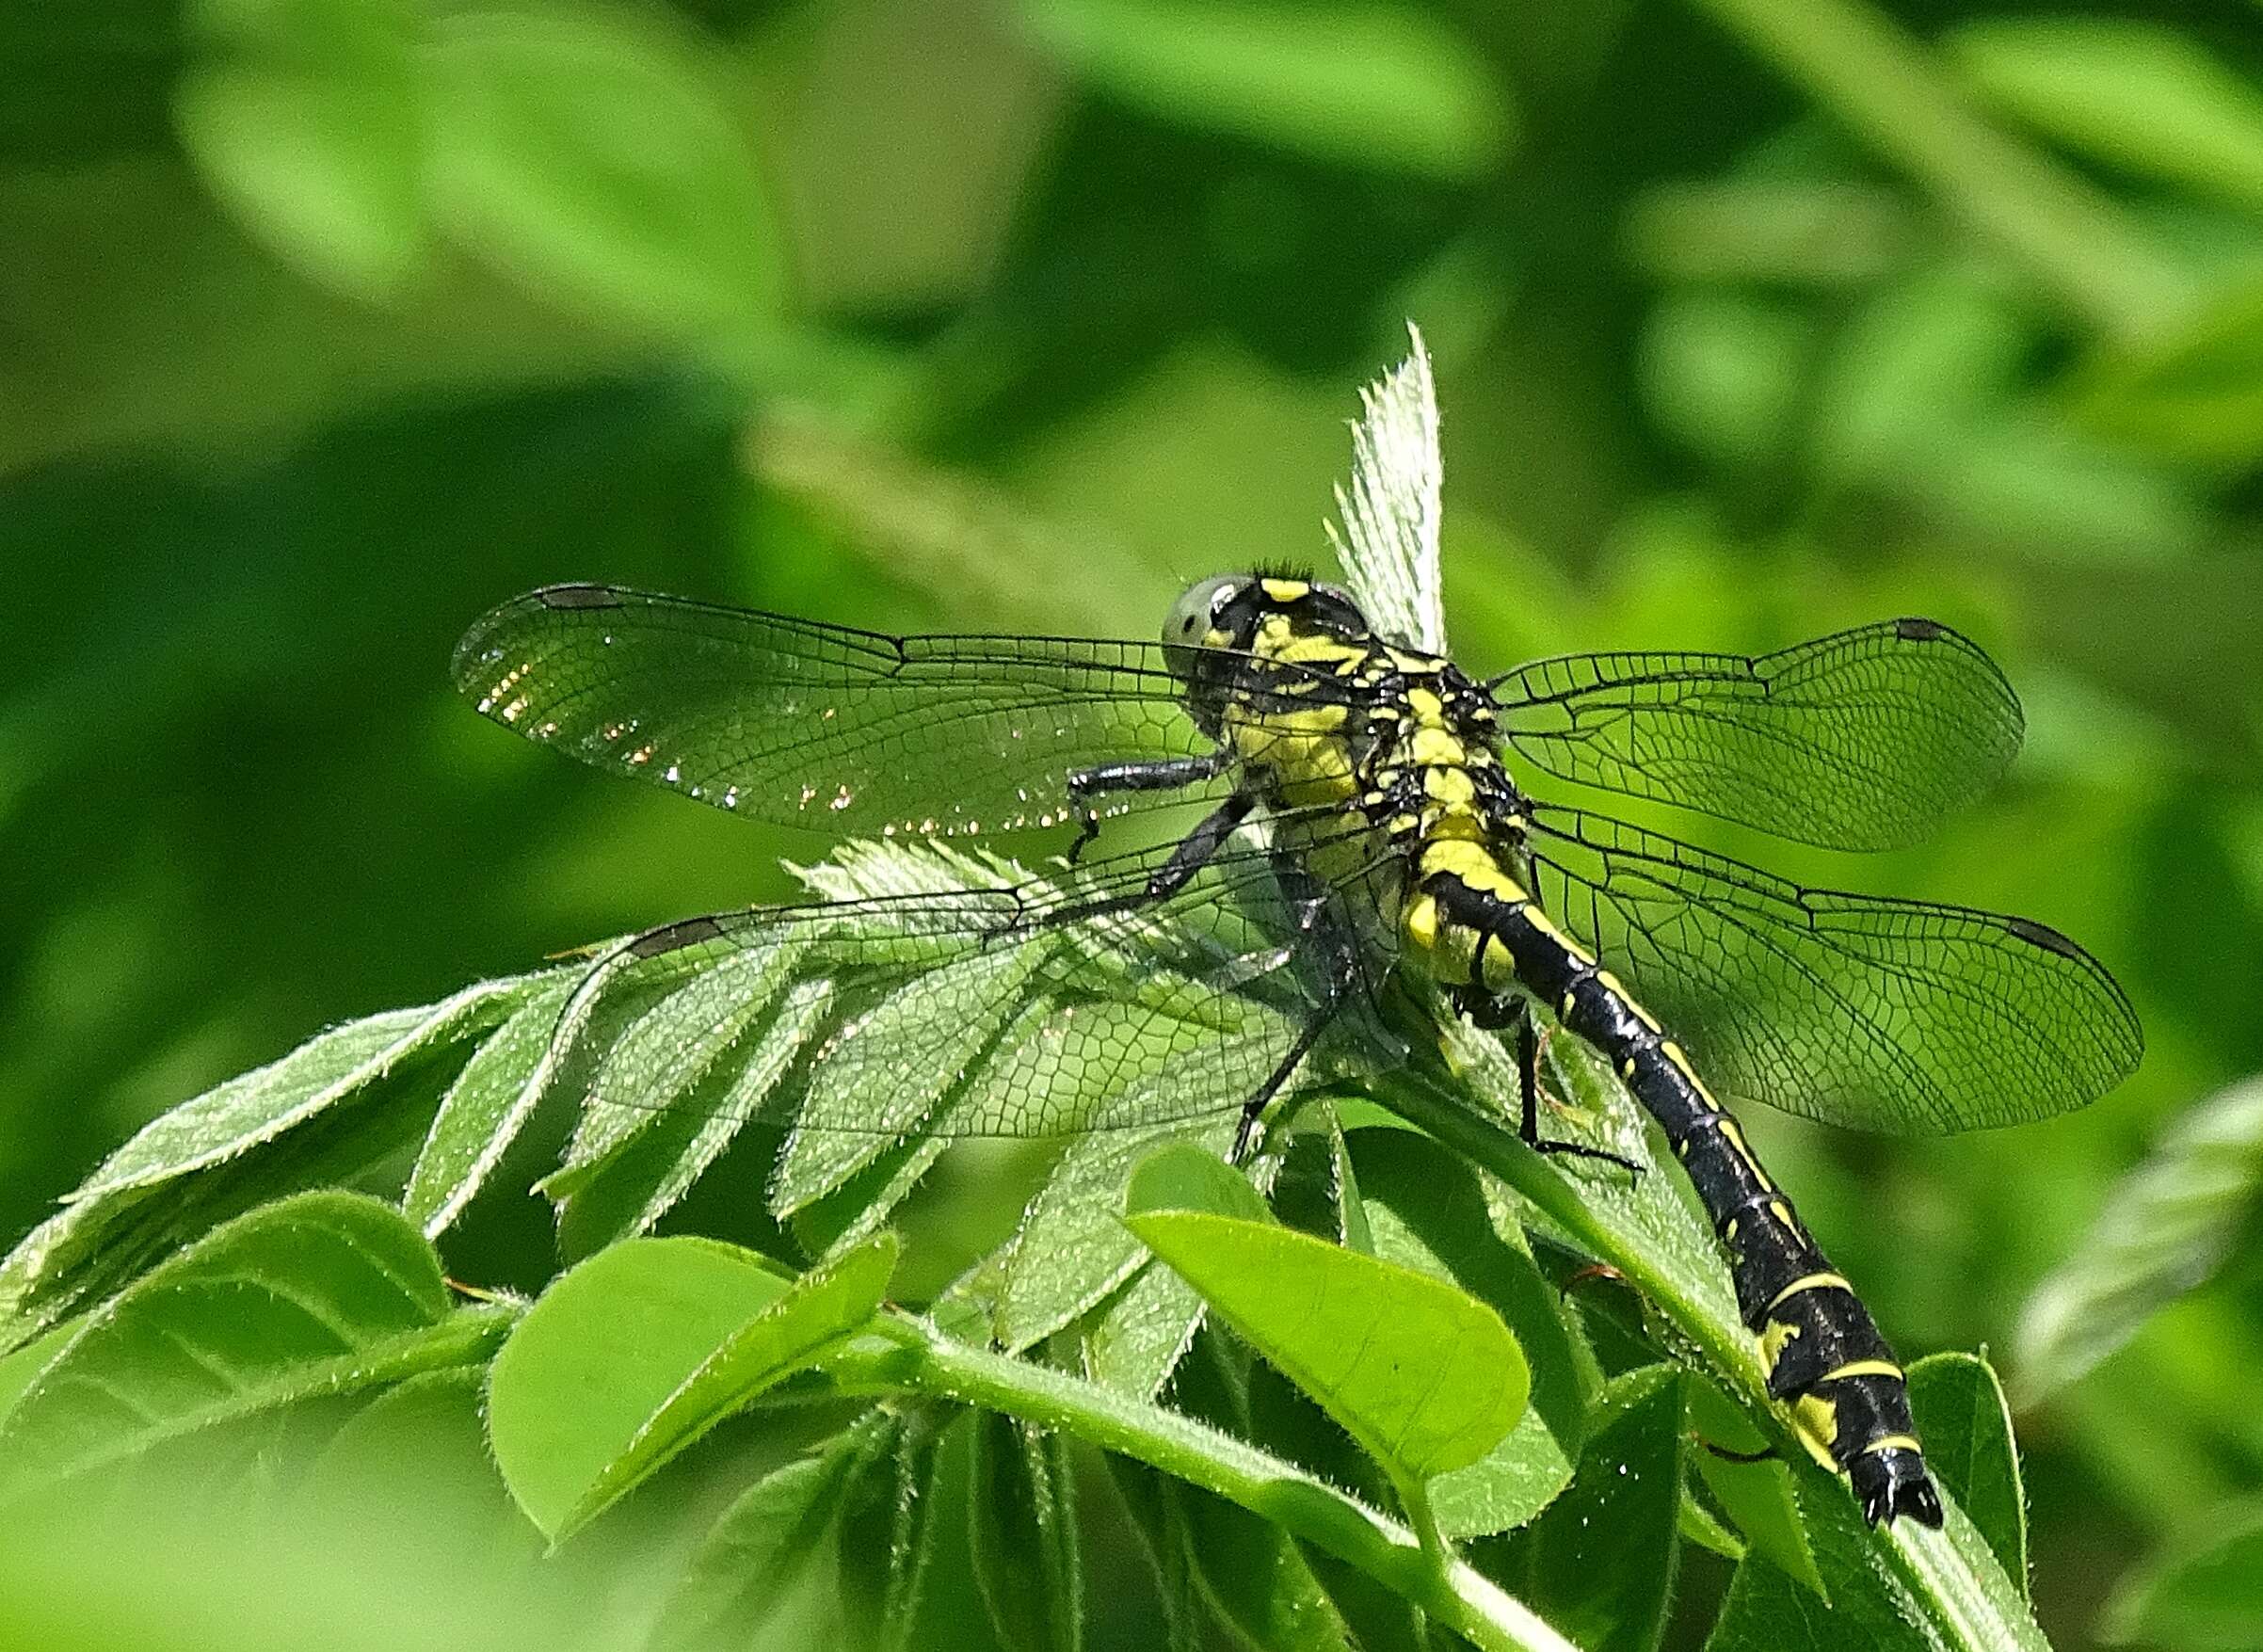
[1065,750,1233,862]
[1229,860,1359,1163]
[1514,1002,1643,1185]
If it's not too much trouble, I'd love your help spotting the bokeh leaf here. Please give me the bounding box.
[1020,0,1511,183]
[175,0,425,299]
[2014,1074,2263,1402]
[2101,1500,2263,1652]
[1952,20,2263,213]
[425,8,781,339]
[1125,1143,1525,1484]
[0,1192,508,1497]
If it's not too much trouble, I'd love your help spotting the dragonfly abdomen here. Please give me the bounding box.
[1411,853,1947,1528]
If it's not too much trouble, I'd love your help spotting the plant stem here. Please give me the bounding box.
[842,1319,1576,1652]
[1683,0,2194,339]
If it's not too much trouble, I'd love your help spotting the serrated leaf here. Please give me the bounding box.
[2101,1500,2263,1652]
[488,1233,894,1542]
[1907,1353,2027,1597]
[406,970,579,1231]
[1126,1144,1525,1484]
[1000,1106,1239,1354]
[0,1193,508,1497]
[1021,1,1511,183]
[971,1413,1083,1652]
[774,942,1044,1213]
[425,8,782,338]
[80,981,524,1205]
[2015,1074,2263,1400]
[1330,321,1446,652]
[175,0,425,299]
[646,1412,900,1652]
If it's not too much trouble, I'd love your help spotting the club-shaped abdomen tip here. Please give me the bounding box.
[1852,1446,1944,1528]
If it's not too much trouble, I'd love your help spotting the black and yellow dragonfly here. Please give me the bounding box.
[454,573,2141,1529]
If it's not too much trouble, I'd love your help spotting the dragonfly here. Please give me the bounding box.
[453,572,2142,1528]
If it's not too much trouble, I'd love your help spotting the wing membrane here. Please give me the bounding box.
[1492,619,2022,850]
[452,584,1233,839]
[543,823,1402,1198]
[1524,805,2141,1134]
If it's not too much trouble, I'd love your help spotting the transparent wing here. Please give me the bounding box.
[452,584,1238,839]
[536,822,1405,1217]
[1525,805,2141,1134]
[1492,619,2023,851]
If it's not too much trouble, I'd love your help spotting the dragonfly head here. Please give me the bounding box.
[1165,573,1374,728]
[1164,574,1371,654]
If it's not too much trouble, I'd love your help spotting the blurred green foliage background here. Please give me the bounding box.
[4,0,2262,1646]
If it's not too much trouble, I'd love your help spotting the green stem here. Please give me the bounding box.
[1682,0,2193,338]
[842,1318,1575,1652]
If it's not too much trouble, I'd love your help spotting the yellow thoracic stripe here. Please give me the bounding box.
[1862,1434,1923,1455]
[1763,1273,1853,1314]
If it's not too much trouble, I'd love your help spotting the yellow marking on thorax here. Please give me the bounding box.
[1862,1435,1922,1455]
[1419,837,1524,899]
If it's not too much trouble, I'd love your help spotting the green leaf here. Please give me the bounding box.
[424,7,782,340]
[970,1413,1083,1652]
[1019,2,1511,184]
[1495,1366,1683,1652]
[175,0,425,299]
[0,1193,508,1496]
[2063,278,2263,465]
[0,1322,75,1429]
[1125,1144,1525,1484]
[488,1232,895,1542]
[2014,1074,2263,1400]
[1354,1131,1579,1537]
[1329,321,1447,652]
[75,981,522,1206]
[404,970,578,1231]
[999,1111,1237,1353]
[1079,1258,1205,1400]
[0,977,532,1344]
[2102,1500,2263,1652]
[1685,1378,1825,1600]
[1951,20,2263,213]
[646,1411,901,1652]
[835,1411,946,1652]
[1906,1353,2027,1597]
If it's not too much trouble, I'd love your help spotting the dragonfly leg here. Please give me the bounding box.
[1230,860,1360,1162]
[1515,1004,1643,1186]
[1065,750,1233,861]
